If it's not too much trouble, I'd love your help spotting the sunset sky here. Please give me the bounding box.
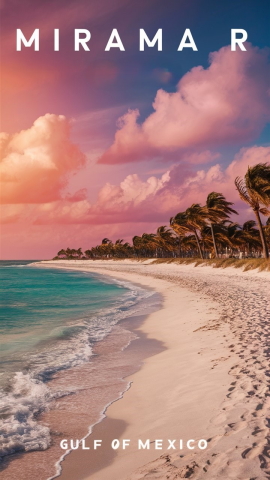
[1,0,270,259]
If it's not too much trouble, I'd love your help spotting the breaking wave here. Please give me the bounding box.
[0,277,156,458]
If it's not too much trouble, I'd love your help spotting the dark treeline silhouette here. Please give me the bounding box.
[54,163,270,260]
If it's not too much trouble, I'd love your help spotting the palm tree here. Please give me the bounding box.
[265,217,270,235]
[235,163,270,259]
[264,217,270,250]
[216,221,242,255]
[133,233,157,257]
[171,204,208,259]
[113,240,131,257]
[101,238,112,245]
[115,239,124,245]
[76,248,83,259]
[55,164,270,261]
[155,226,176,257]
[241,220,261,255]
[132,235,143,257]
[205,192,238,257]
[142,233,157,256]
[181,234,198,257]
[169,217,186,257]
[98,238,113,257]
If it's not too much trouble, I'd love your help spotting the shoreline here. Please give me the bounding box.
[48,305,165,480]
[40,260,270,479]
[38,260,242,480]
[1,266,162,480]
[4,259,269,479]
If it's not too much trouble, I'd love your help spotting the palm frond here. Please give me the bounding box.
[235,176,254,206]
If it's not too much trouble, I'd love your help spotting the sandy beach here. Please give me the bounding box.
[23,259,268,480]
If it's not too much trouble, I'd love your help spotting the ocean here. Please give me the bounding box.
[0,260,158,476]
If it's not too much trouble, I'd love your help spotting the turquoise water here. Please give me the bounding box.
[0,261,152,457]
[0,261,128,357]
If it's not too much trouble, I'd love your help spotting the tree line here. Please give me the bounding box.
[55,163,270,260]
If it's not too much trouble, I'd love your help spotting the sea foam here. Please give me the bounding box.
[0,272,156,458]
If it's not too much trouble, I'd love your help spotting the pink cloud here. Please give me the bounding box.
[1,145,269,259]
[98,109,155,164]
[22,145,269,227]
[179,150,220,165]
[0,204,24,224]
[99,44,270,164]
[0,114,86,204]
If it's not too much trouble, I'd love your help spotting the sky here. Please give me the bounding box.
[0,0,270,259]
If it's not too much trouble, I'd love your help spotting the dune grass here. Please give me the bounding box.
[150,257,270,271]
[53,256,270,271]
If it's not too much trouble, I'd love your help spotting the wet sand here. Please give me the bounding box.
[1,289,162,480]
